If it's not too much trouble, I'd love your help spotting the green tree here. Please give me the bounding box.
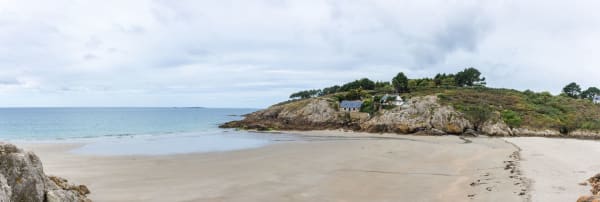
[374,81,390,88]
[344,89,367,100]
[340,78,375,91]
[374,82,395,94]
[407,79,418,91]
[441,77,456,87]
[425,80,436,88]
[319,85,340,96]
[562,82,582,98]
[455,67,485,87]
[414,78,435,88]
[581,87,600,100]
[290,89,321,99]
[434,74,444,86]
[433,73,458,87]
[357,78,375,90]
[392,72,409,93]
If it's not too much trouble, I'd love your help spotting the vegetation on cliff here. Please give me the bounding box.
[289,67,488,100]
[224,67,600,136]
[433,87,600,133]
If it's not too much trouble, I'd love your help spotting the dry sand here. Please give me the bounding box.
[506,137,600,202]
[19,132,528,202]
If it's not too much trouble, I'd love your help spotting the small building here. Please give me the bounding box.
[594,96,600,104]
[340,100,363,112]
[380,94,404,106]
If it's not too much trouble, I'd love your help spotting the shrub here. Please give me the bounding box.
[501,110,522,129]
[458,105,492,130]
[361,98,375,114]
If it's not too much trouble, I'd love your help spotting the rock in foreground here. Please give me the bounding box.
[0,143,90,202]
[577,173,600,202]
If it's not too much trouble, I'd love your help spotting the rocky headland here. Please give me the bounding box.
[221,95,600,138]
[0,143,90,202]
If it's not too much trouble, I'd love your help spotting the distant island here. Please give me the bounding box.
[222,68,600,138]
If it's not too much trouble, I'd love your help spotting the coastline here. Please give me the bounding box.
[19,131,600,202]
[17,131,529,202]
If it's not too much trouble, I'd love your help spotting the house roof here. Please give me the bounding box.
[340,100,363,108]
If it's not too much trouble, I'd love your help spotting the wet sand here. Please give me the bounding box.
[19,132,527,202]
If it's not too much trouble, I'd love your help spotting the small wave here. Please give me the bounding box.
[102,133,136,137]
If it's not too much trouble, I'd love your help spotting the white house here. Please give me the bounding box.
[380,94,404,106]
[594,96,600,104]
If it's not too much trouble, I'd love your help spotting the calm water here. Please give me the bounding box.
[0,107,256,140]
[0,108,285,155]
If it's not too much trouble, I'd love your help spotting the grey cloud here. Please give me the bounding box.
[115,24,146,34]
[1,1,600,107]
[85,37,103,49]
[434,16,489,54]
[83,53,97,60]
[0,79,21,86]
[186,48,210,56]
[412,15,491,67]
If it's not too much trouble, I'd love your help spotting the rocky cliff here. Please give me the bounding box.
[222,95,588,137]
[0,144,90,202]
[221,97,355,131]
[361,96,472,134]
[222,95,479,135]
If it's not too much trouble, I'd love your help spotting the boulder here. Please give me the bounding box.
[577,173,600,202]
[570,130,600,139]
[577,195,600,202]
[428,128,447,136]
[0,144,48,201]
[0,143,91,202]
[430,106,472,134]
[589,173,600,195]
[463,129,478,137]
[48,176,90,196]
[362,96,472,134]
[46,190,83,202]
[361,98,431,133]
[511,128,561,137]
[0,174,11,202]
[481,120,512,136]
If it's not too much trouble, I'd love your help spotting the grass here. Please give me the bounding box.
[432,87,600,132]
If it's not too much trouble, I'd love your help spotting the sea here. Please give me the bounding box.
[0,108,292,155]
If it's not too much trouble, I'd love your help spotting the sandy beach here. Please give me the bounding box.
[506,137,600,202]
[16,132,529,202]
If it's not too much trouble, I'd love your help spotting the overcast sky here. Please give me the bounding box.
[1,1,600,108]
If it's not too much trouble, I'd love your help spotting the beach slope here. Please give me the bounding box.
[21,133,527,202]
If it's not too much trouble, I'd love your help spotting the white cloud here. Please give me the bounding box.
[1,0,600,107]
